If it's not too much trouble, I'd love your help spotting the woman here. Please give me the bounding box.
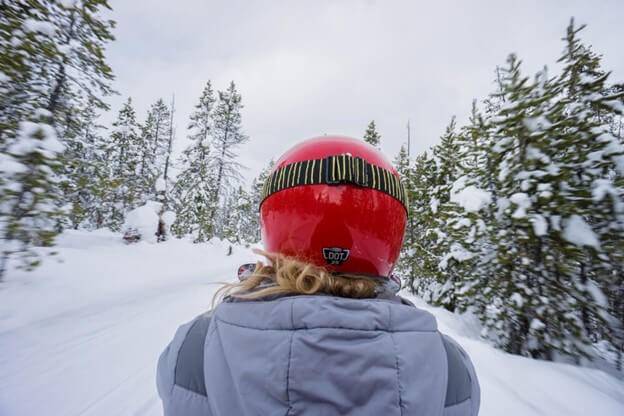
[157,136,480,416]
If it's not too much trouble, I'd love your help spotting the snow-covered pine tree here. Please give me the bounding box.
[404,151,440,297]
[154,95,176,242]
[221,186,255,245]
[394,144,412,244]
[209,81,248,237]
[0,112,65,278]
[363,120,381,148]
[103,98,142,230]
[0,3,45,148]
[0,0,114,278]
[172,82,217,242]
[554,19,624,360]
[475,54,576,359]
[475,48,620,360]
[404,20,624,363]
[139,98,172,202]
[62,100,107,228]
[425,117,468,310]
[437,104,494,314]
[247,160,274,243]
[393,145,412,276]
[38,0,115,227]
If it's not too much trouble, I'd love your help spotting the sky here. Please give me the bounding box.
[104,0,624,183]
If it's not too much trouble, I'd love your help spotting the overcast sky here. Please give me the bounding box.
[104,0,624,183]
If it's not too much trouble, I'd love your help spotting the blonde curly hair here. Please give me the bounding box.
[215,249,380,304]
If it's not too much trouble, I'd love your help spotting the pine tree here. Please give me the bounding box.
[0,112,65,277]
[62,100,106,228]
[363,120,381,148]
[554,19,624,360]
[0,0,115,279]
[172,82,217,242]
[422,118,468,310]
[221,186,255,244]
[139,98,172,202]
[404,20,624,363]
[247,160,274,242]
[393,145,412,276]
[103,98,141,230]
[210,81,248,236]
[404,151,440,297]
[155,96,176,242]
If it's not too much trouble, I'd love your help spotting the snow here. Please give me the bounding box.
[452,218,471,229]
[523,115,552,132]
[60,0,78,8]
[161,210,177,229]
[510,292,524,307]
[122,201,162,243]
[562,215,601,249]
[592,179,618,203]
[9,121,64,157]
[23,19,56,36]
[530,214,548,236]
[408,296,624,416]
[154,176,166,192]
[430,197,439,214]
[450,177,492,213]
[439,243,475,269]
[0,153,27,174]
[585,280,608,308]
[509,192,531,218]
[526,145,550,163]
[1,230,623,416]
[530,318,546,331]
[604,99,624,113]
[492,137,513,153]
[0,231,251,416]
[492,137,512,154]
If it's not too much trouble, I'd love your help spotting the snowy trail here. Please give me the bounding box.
[1,230,624,416]
[0,277,220,416]
[0,231,249,416]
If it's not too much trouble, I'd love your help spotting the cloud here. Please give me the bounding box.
[104,0,624,183]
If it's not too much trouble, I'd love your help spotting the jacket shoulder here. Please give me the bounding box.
[441,334,481,416]
[157,311,213,408]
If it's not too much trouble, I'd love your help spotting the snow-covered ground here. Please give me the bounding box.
[1,230,623,416]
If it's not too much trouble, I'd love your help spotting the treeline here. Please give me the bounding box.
[1,0,115,276]
[395,20,624,365]
[81,80,266,247]
[0,1,266,280]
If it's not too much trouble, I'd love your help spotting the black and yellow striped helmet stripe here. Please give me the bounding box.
[260,154,408,212]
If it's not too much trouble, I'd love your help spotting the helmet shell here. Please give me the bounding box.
[260,135,407,277]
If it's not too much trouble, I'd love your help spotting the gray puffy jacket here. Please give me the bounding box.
[157,294,480,416]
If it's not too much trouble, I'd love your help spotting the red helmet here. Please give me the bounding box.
[259,136,407,278]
